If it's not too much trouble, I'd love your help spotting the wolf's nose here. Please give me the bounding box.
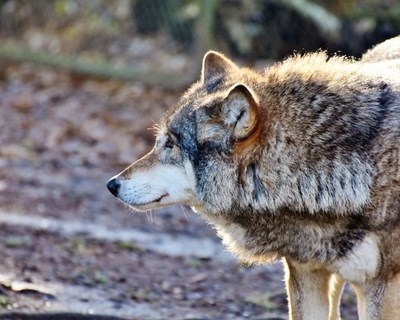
[107,178,120,197]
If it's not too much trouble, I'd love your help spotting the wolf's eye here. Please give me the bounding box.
[165,137,174,150]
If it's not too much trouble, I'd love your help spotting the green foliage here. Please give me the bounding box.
[71,237,87,254]
[5,235,32,248]
[94,270,108,284]
[118,240,142,252]
[0,296,12,308]
[55,0,68,16]
[246,291,279,311]
[186,258,204,269]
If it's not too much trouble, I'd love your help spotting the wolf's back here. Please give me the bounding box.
[362,36,400,63]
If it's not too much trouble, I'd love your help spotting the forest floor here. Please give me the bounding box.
[0,63,359,320]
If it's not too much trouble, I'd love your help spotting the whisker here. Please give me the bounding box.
[124,203,137,216]
[149,121,161,135]
[180,205,190,222]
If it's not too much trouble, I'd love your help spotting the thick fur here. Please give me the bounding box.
[108,36,400,320]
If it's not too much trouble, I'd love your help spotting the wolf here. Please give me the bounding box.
[107,36,400,320]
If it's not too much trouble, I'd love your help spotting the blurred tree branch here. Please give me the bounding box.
[196,0,219,54]
[0,44,196,89]
[282,0,341,36]
[0,0,222,89]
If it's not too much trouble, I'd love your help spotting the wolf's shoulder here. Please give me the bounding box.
[362,36,400,63]
[262,51,399,90]
[265,52,353,75]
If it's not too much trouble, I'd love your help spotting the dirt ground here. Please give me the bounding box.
[0,63,359,319]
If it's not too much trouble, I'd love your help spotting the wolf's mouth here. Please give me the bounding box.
[131,193,169,208]
[153,193,168,203]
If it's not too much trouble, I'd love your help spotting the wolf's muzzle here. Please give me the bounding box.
[107,178,120,197]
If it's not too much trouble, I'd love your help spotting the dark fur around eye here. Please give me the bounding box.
[165,137,174,149]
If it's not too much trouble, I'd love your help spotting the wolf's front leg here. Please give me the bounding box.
[353,273,400,320]
[284,258,335,320]
[328,274,345,320]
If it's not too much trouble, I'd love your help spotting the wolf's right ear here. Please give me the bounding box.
[201,51,238,87]
[223,84,259,141]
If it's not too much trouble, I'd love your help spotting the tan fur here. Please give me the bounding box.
[285,260,331,320]
[108,37,400,320]
[381,273,400,319]
[329,275,345,320]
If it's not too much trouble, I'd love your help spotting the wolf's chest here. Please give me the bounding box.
[203,212,380,283]
[210,218,280,264]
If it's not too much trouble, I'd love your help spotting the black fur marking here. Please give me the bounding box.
[339,174,347,190]
[353,82,390,149]
[310,94,317,104]
[332,229,365,258]
[350,172,358,195]
[315,175,323,206]
[169,107,199,163]
[332,218,368,257]
[248,163,265,201]
[313,82,391,157]
[378,82,390,107]
[205,76,224,93]
[297,181,304,204]
[237,109,246,122]
[375,82,391,133]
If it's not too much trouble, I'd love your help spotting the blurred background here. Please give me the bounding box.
[0,0,398,319]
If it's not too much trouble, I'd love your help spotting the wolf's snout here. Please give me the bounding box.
[107,178,120,197]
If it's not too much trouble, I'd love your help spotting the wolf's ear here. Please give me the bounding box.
[201,51,238,86]
[223,84,259,141]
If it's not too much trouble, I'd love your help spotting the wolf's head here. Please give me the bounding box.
[107,51,265,213]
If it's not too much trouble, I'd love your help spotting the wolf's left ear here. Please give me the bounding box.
[201,51,238,87]
[223,84,259,141]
